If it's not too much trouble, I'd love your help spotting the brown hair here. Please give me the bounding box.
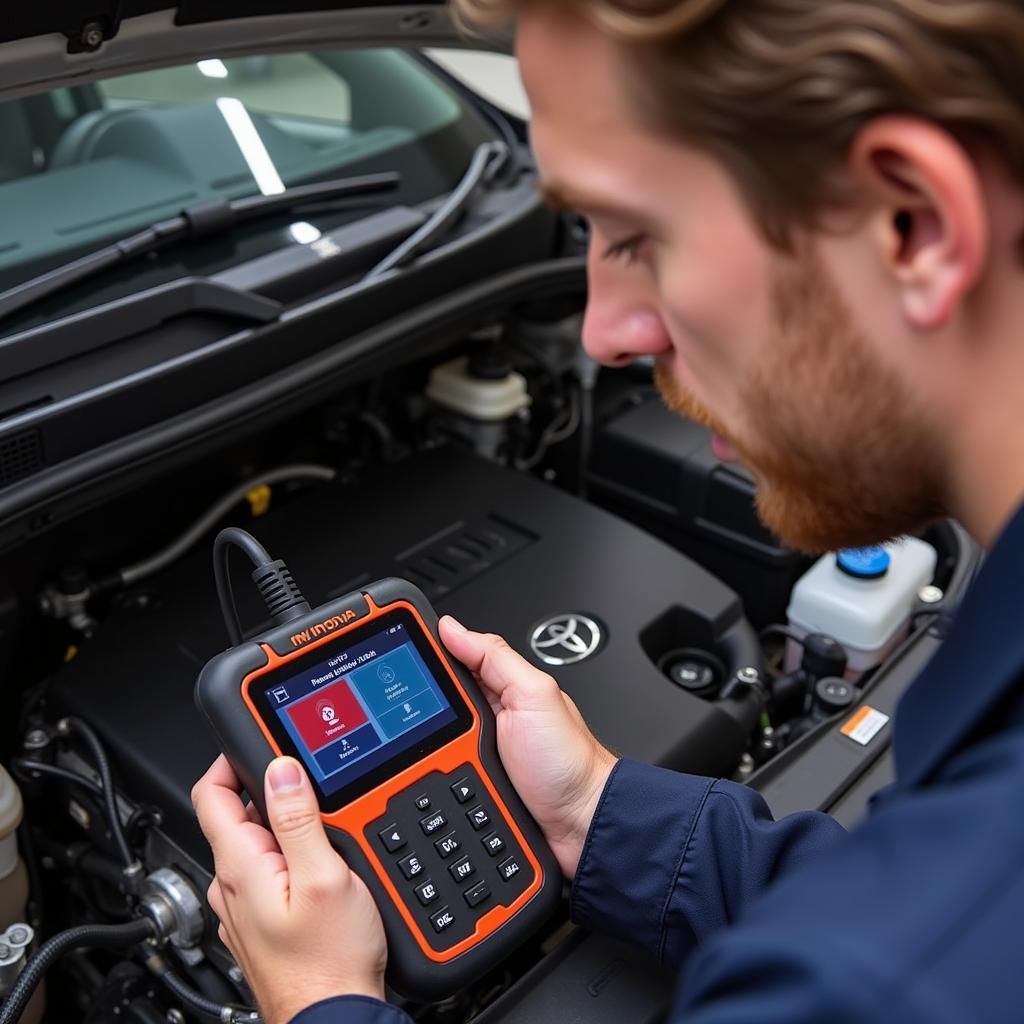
[453,0,1024,244]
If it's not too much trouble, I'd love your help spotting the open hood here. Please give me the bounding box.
[0,1,507,98]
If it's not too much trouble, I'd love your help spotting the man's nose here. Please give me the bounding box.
[581,239,673,367]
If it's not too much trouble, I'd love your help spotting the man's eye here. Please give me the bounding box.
[601,235,646,266]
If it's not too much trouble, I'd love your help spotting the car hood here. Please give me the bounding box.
[0,1,507,98]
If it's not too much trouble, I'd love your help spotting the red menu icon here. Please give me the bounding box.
[286,680,367,753]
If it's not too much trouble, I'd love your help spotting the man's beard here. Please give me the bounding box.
[655,255,948,553]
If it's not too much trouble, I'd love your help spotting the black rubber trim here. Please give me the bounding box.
[0,257,585,545]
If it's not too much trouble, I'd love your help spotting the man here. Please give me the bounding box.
[191,1,1024,1021]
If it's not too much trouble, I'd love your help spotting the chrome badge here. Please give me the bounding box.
[529,614,604,666]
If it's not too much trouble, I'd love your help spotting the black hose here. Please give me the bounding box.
[152,960,262,1023]
[60,718,137,872]
[12,757,104,800]
[0,919,155,1024]
[213,527,274,646]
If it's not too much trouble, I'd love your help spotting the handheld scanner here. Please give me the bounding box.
[195,578,560,1001]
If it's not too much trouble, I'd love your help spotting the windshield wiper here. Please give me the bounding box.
[0,171,400,324]
[364,142,510,281]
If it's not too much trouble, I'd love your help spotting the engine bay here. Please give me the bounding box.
[0,313,973,1023]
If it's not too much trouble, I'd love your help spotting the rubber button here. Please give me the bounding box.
[497,855,521,882]
[466,806,490,831]
[378,824,405,853]
[481,832,505,857]
[414,794,431,811]
[419,811,448,835]
[450,778,475,804]
[414,879,439,905]
[434,831,461,858]
[448,856,476,883]
[431,906,456,933]
[398,853,424,880]
[463,881,491,908]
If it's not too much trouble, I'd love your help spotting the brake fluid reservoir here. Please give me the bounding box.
[0,765,28,931]
[786,538,938,680]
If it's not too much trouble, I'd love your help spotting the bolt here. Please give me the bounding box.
[918,584,944,605]
[81,21,105,50]
[736,667,761,686]
[6,925,31,947]
[167,1010,186,1024]
[23,728,50,752]
[737,753,756,776]
[228,965,245,984]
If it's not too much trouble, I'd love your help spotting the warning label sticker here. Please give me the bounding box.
[840,706,890,746]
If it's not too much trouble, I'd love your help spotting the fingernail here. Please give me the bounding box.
[442,615,467,635]
[268,758,303,792]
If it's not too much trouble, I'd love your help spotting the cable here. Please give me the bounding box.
[514,387,582,471]
[116,465,336,587]
[213,527,310,646]
[58,718,138,874]
[0,918,155,1024]
[11,758,104,800]
[146,954,262,1023]
[759,624,804,645]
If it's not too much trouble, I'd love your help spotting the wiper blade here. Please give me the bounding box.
[364,142,509,281]
[0,171,400,324]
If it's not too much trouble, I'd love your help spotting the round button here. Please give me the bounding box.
[661,648,724,698]
[669,659,715,691]
[814,676,856,714]
[836,547,890,579]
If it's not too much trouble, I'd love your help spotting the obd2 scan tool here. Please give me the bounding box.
[195,529,560,1000]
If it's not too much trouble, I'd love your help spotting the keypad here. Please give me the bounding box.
[366,764,534,951]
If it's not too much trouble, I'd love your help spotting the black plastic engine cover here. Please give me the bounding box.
[48,447,758,865]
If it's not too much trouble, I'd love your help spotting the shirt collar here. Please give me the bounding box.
[895,504,1024,789]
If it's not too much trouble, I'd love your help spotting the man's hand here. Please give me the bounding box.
[192,755,387,1024]
[439,616,618,879]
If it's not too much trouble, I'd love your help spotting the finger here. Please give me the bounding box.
[439,617,559,709]
[193,762,281,881]
[263,757,348,899]
[192,758,254,859]
[206,878,227,923]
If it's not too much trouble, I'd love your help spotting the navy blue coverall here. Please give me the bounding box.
[294,505,1024,1023]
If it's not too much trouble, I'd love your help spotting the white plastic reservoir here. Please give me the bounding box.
[786,537,938,679]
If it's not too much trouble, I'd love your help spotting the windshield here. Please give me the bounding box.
[0,48,493,331]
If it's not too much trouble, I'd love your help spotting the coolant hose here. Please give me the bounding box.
[156,964,262,1023]
[0,918,155,1024]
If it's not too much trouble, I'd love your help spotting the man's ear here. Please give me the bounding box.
[847,116,988,330]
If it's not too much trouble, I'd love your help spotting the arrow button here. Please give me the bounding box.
[450,777,475,804]
[377,823,406,853]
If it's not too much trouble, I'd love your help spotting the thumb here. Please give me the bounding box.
[439,616,559,709]
[264,757,345,894]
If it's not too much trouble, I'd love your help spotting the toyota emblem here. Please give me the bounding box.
[529,614,604,666]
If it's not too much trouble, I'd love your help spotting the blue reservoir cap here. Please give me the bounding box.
[836,546,890,579]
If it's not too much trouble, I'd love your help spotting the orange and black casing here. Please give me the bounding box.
[195,578,560,1001]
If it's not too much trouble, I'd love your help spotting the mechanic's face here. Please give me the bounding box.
[518,9,945,552]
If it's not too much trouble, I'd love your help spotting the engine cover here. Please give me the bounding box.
[48,448,758,864]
